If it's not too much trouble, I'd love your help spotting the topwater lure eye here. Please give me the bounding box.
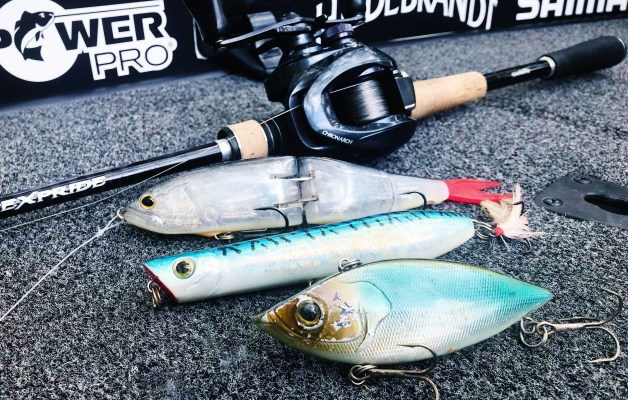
[140,194,156,210]
[296,301,322,328]
[172,258,195,279]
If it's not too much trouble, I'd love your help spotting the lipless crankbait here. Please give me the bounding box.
[253,259,552,366]
[123,156,509,236]
[144,210,477,305]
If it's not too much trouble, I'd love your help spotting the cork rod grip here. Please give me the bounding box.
[226,120,269,159]
[410,71,488,120]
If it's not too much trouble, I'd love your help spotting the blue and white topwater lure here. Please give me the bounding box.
[144,210,482,305]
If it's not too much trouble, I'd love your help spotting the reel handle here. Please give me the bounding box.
[540,36,626,79]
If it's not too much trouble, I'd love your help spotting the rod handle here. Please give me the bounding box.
[540,36,626,80]
[221,120,269,159]
[410,71,487,120]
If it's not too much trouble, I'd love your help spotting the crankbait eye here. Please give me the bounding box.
[296,301,322,328]
[140,194,156,210]
[173,258,195,279]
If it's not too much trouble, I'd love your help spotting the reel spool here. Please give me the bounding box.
[330,78,391,126]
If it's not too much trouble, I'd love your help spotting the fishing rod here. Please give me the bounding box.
[0,0,625,219]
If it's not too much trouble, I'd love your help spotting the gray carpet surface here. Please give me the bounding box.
[0,19,627,399]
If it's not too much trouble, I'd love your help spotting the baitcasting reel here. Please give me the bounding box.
[184,0,417,160]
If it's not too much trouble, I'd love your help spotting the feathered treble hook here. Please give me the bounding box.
[520,288,622,363]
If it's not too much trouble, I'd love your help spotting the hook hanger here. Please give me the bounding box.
[348,345,440,399]
[338,258,362,272]
[215,206,290,241]
[520,288,622,363]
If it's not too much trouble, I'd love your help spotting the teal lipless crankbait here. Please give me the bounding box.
[122,156,510,236]
[253,259,552,366]
[143,210,478,305]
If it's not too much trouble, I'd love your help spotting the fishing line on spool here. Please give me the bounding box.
[261,78,393,130]
[329,79,390,126]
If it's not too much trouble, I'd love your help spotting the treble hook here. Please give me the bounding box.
[472,220,498,240]
[520,288,622,363]
[147,281,164,308]
[215,207,290,241]
[472,219,533,252]
[348,345,440,399]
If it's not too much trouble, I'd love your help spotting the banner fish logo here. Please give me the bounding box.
[0,0,177,83]
[13,11,55,61]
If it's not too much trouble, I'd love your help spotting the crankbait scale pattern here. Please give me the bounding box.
[254,259,552,365]
[144,210,475,304]
[123,156,508,236]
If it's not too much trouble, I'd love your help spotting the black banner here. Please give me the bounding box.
[0,0,625,107]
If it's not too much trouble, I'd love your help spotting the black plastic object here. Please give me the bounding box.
[534,173,628,230]
[541,36,627,79]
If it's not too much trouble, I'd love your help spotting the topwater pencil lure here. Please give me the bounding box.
[122,156,511,237]
[142,203,538,306]
[253,258,552,396]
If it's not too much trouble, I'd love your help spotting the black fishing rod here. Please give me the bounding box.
[0,0,625,219]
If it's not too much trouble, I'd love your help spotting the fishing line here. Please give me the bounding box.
[0,158,191,234]
[0,214,123,322]
[259,104,302,125]
[330,79,390,126]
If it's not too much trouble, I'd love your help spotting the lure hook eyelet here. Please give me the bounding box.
[116,207,127,221]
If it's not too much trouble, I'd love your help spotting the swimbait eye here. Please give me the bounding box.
[296,301,322,328]
[173,258,195,279]
[140,194,156,209]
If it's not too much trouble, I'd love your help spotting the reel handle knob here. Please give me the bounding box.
[339,0,367,19]
[539,36,626,79]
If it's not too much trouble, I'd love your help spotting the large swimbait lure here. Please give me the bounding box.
[144,210,478,305]
[253,259,552,366]
[123,156,509,236]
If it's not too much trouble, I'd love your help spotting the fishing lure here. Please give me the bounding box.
[144,210,480,306]
[122,156,510,236]
[253,259,552,388]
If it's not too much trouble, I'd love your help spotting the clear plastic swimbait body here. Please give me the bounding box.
[123,156,507,236]
[253,259,552,365]
[143,210,475,303]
